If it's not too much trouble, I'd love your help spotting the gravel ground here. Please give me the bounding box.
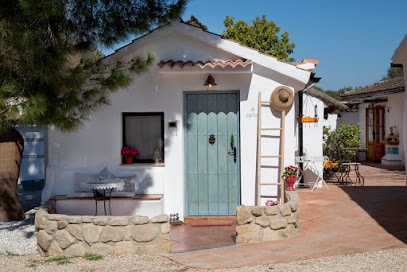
[0,187,406,271]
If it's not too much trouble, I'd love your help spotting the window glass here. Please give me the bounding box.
[122,112,164,163]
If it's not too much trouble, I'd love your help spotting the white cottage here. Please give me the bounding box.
[339,77,405,167]
[41,20,321,219]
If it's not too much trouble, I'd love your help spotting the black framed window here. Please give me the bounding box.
[122,112,164,163]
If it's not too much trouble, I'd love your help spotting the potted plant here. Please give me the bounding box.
[121,146,139,164]
[282,165,299,191]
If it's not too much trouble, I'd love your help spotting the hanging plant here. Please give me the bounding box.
[297,116,318,123]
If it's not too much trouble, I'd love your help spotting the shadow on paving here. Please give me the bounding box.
[338,163,407,244]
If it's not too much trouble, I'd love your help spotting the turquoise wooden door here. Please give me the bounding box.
[185,92,240,216]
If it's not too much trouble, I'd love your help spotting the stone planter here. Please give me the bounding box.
[236,191,300,244]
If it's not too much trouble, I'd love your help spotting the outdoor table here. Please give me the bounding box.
[295,156,329,191]
[83,178,125,215]
[339,162,364,187]
[341,148,366,187]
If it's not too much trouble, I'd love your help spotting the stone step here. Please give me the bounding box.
[183,216,236,226]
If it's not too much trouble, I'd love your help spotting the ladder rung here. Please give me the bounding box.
[261,128,282,131]
[260,182,281,185]
[261,155,282,158]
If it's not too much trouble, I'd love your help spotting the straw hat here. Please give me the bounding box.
[269,86,294,111]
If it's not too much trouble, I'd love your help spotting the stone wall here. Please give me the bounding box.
[235,191,300,243]
[34,208,170,256]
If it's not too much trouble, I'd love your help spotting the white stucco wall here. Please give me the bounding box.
[391,34,407,175]
[296,94,325,187]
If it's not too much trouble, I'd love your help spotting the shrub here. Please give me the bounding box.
[323,122,362,163]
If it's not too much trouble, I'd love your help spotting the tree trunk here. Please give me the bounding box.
[0,127,25,221]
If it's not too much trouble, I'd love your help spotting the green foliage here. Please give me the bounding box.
[316,86,352,100]
[28,254,103,268]
[83,253,104,261]
[222,15,295,62]
[0,0,187,132]
[323,123,362,163]
[382,66,404,80]
[44,256,74,265]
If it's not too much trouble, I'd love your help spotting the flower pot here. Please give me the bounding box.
[285,175,297,191]
[124,156,134,164]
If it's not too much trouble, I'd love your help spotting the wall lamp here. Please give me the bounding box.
[204,75,217,88]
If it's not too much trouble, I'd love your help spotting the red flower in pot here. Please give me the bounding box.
[121,146,140,164]
[282,165,299,191]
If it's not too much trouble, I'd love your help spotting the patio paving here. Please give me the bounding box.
[169,164,407,270]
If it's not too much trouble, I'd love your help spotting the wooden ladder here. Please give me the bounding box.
[256,92,285,205]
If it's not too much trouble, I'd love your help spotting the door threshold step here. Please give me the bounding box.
[183,216,236,226]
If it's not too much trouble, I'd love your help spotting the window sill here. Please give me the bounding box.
[120,162,165,167]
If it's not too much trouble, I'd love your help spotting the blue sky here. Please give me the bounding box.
[181,0,407,91]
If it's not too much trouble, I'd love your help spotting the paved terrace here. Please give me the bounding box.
[169,164,407,270]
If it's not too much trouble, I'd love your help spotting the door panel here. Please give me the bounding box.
[366,106,384,162]
[185,92,240,216]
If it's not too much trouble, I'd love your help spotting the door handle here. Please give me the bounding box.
[228,134,237,163]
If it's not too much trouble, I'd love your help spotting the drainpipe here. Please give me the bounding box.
[298,90,304,184]
[298,77,321,185]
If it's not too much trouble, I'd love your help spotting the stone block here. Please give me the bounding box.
[282,224,299,238]
[93,217,109,226]
[83,224,101,243]
[286,214,298,226]
[37,230,53,251]
[68,217,83,224]
[110,217,130,226]
[132,216,150,225]
[236,224,260,243]
[89,243,113,256]
[63,242,87,256]
[270,218,288,230]
[45,220,58,235]
[55,230,76,249]
[255,216,271,227]
[57,220,69,230]
[123,225,132,240]
[100,226,124,242]
[81,216,93,223]
[264,206,278,216]
[150,214,169,223]
[48,214,68,221]
[34,211,47,230]
[161,222,170,234]
[279,205,292,216]
[132,224,159,242]
[114,241,134,255]
[155,235,171,254]
[67,224,84,241]
[236,206,253,225]
[289,201,298,212]
[251,206,263,217]
[263,228,283,241]
[47,240,64,255]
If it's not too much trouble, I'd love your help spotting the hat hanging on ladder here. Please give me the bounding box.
[270,86,294,112]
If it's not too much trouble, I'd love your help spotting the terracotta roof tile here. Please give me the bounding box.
[340,77,405,100]
[157,59,252,69]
